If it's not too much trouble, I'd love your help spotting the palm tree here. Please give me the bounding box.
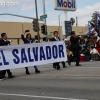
[70,18,75,26]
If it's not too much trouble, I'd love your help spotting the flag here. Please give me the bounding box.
[88,21,92,36]
[98,14,100,25]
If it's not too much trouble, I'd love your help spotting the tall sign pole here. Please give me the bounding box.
[42,0,46,25]
[54,0,77,36]
[35,0,40,42]
[64,11,68,21]
[42,0,47,39]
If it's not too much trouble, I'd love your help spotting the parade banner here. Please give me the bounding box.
[0,41,67,70]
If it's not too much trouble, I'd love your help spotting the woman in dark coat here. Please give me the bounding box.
[21,31,40,74]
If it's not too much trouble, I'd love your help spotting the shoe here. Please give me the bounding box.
[35,70,40,74]
[57,68,61,70]
[8,75,15,78]
[53,66,56,69]
[0,78,5,81]
[68,61,71,66]
[63,66,67,68]
[4,76,7,79]
[26,72,30,75]
[57,66,61,70]
[76,64,81,66]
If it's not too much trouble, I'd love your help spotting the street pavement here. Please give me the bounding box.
[0,61,100,100]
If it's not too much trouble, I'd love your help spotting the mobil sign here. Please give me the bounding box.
[54,0,76,11]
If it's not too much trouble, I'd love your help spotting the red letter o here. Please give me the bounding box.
[63,1,67,8]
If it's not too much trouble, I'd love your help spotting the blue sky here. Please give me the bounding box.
[0,0,100,26]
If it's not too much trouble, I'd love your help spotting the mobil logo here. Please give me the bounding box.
[57,0,76,8]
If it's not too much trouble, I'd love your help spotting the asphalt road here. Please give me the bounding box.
[0,61,100,100]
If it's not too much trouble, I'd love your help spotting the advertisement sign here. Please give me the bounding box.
[62,21,72,36]
[54,0,76,11]
[0,42,67,70]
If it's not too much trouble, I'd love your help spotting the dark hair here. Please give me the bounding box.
[25,30,30,33]
[71,31,75,35]
[26,33,32,39]
[53,31,58,36]
[1,33,6,38]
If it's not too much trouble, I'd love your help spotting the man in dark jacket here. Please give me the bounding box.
[0,33,15,79]
[68,31,81,66]
[51,31,67,70]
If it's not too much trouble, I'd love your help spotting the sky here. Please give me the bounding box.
[0,0,100,26]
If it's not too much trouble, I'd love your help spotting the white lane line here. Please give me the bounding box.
[0,93,85,100]
[70,67,100,68]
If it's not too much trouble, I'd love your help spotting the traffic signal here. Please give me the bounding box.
[32,19,38,32]
[41,24,47,35]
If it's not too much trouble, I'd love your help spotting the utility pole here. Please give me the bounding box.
[76,16,78,26]
[42,0,46,25]
[35,0,40,42]
[42,0,47,41]
[58,12,63,33]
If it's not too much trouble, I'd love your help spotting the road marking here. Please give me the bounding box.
[0,93,85,100]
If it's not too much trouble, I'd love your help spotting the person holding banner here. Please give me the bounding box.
[21,30,40,74]
[51,31,67,70]
[0,33,15,79]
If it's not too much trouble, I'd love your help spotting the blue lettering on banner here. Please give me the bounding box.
[0,51,2,66]
[40,47,46,61]
[1,50,9,65]
[32,47,38,61]
[52,45,58,59]
[21,48,28,63]
[12,49,20,64]
[58,45,65,58]
[27,48,34,62]
[46,46,52,60]
[0,61,2,66]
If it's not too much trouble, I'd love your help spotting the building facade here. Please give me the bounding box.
[0,22,88,45]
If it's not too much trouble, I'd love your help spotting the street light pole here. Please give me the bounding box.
[0,13,43,21]
[42,0,48,41]
[35,0,40,42]
[42,0,46,25]
[58,12,63,33]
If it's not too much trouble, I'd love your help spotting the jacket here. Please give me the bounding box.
[0,39,10,46]
[21,34,33,44]
[51,37,60,41]
[70,36,81,50]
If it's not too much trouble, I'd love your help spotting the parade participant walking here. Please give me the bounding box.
[68,31,81,66]
[0,33,15,80]
[21,30,40,74]
[51,31,67,70]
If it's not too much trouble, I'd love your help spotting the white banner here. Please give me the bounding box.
[0,41,67,70]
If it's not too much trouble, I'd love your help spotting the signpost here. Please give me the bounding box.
[65,21,72,36]
[40,14,47,20]
[54,0,77,36]
[46,34,52,38]
[62,21,72,36]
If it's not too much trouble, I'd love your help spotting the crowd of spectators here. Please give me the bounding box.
[65,28,100,62]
